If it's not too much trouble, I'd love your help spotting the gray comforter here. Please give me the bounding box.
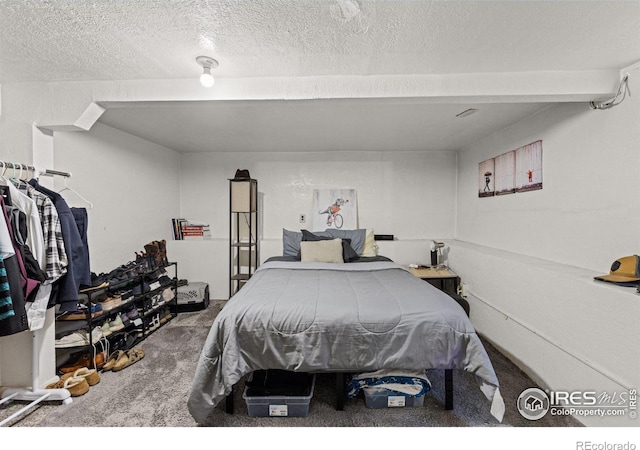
[187,260,504,423]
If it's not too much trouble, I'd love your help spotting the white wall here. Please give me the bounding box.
[172,150,457,299]
[452,67,640,426]
[53,122,181,273]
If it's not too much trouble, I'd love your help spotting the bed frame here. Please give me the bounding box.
[224,369,454,414]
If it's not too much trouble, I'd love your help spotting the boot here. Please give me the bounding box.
[143,242,161,269]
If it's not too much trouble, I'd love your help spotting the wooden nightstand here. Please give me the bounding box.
[409,266,460,296]
[409,266,470,317]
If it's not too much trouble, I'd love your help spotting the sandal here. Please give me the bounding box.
[102,350,125,372]
[113,348,145,372]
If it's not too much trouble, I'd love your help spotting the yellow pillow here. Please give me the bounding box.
[300,239,344,263]
[360,229,378,257]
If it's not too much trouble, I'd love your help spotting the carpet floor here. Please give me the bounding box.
[3,300,582,429]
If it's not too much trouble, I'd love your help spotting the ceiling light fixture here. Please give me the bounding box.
[456,108,479,118]
[196,55,219,88]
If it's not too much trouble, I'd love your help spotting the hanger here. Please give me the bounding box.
[0,162,12,205]
[57,176,94,209]
[7,163,25,187]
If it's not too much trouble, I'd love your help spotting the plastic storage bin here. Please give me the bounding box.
[243,370,315,417]
[363,387,425,409]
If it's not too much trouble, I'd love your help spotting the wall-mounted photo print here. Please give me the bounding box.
[516,140,543,192]
[495,150,516,196]
[478,159,495,197]
[478,140,543,199]
[313,189,358,230]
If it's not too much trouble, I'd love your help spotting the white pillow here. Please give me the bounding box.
[360,229,378,257]
[300,239,344,263]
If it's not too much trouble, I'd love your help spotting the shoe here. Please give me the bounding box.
[150,293,162,307]
[79,281,109,294]
[102,350,126,372]
[132,282,151,296]
[100,321,112,337]
[61,367,101,386]
[155,239,167,267]
[120,312,130,328]
[100,294,121,311]
[109,314,125,332]
[160,310,172,324]
[148,314,160,332]
[94,351,106,370]
[161,288,174,303]
[125,308,140,321]
[57,302,103,321]
[55,331,89,348]
[112,348,145,372]
[90,326,104,342]
[59,354,91,373]
[46,376,90,397]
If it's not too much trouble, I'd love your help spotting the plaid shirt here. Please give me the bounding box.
[18,183,68,283]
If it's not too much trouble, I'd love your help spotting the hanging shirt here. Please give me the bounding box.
[18,182,67,283]
[29,179,89,312]
[8,180,45,269]
[0,196,29,335]
[6,181,51,330]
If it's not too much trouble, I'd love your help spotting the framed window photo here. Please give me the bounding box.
[494,150,516,196]
[478,158,495,198]
[516,140,543,192]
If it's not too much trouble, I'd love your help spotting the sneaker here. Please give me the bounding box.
[109,314,125,332]
[147,314,161,332]
[150,293,162,307]
[100,321,112,337]
[161,288,174,303]
[100,294,121,311]
[90,326,104,342]
[125,308,140,321]
[55,331,89,348]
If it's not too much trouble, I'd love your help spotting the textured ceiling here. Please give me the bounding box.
[0,1,638,153]
[1,0,637,82]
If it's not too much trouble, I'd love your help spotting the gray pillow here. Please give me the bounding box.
[282,229,302,257]
[321,229,366,255]
[283,228,334,256]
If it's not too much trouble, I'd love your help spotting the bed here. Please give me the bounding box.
[187,231,504,424]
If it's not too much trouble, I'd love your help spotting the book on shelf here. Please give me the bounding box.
[172,218,211,240]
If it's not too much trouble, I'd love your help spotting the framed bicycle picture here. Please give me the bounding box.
[312,188,358,230]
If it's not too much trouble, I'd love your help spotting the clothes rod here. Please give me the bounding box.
[0,161,36,173]
[42,169,72,178]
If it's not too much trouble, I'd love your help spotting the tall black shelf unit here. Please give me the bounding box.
[229,177,258,297]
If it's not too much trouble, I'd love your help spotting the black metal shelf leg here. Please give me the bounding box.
[444,369,453,410]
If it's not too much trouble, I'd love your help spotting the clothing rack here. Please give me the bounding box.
[0,160,73,427]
